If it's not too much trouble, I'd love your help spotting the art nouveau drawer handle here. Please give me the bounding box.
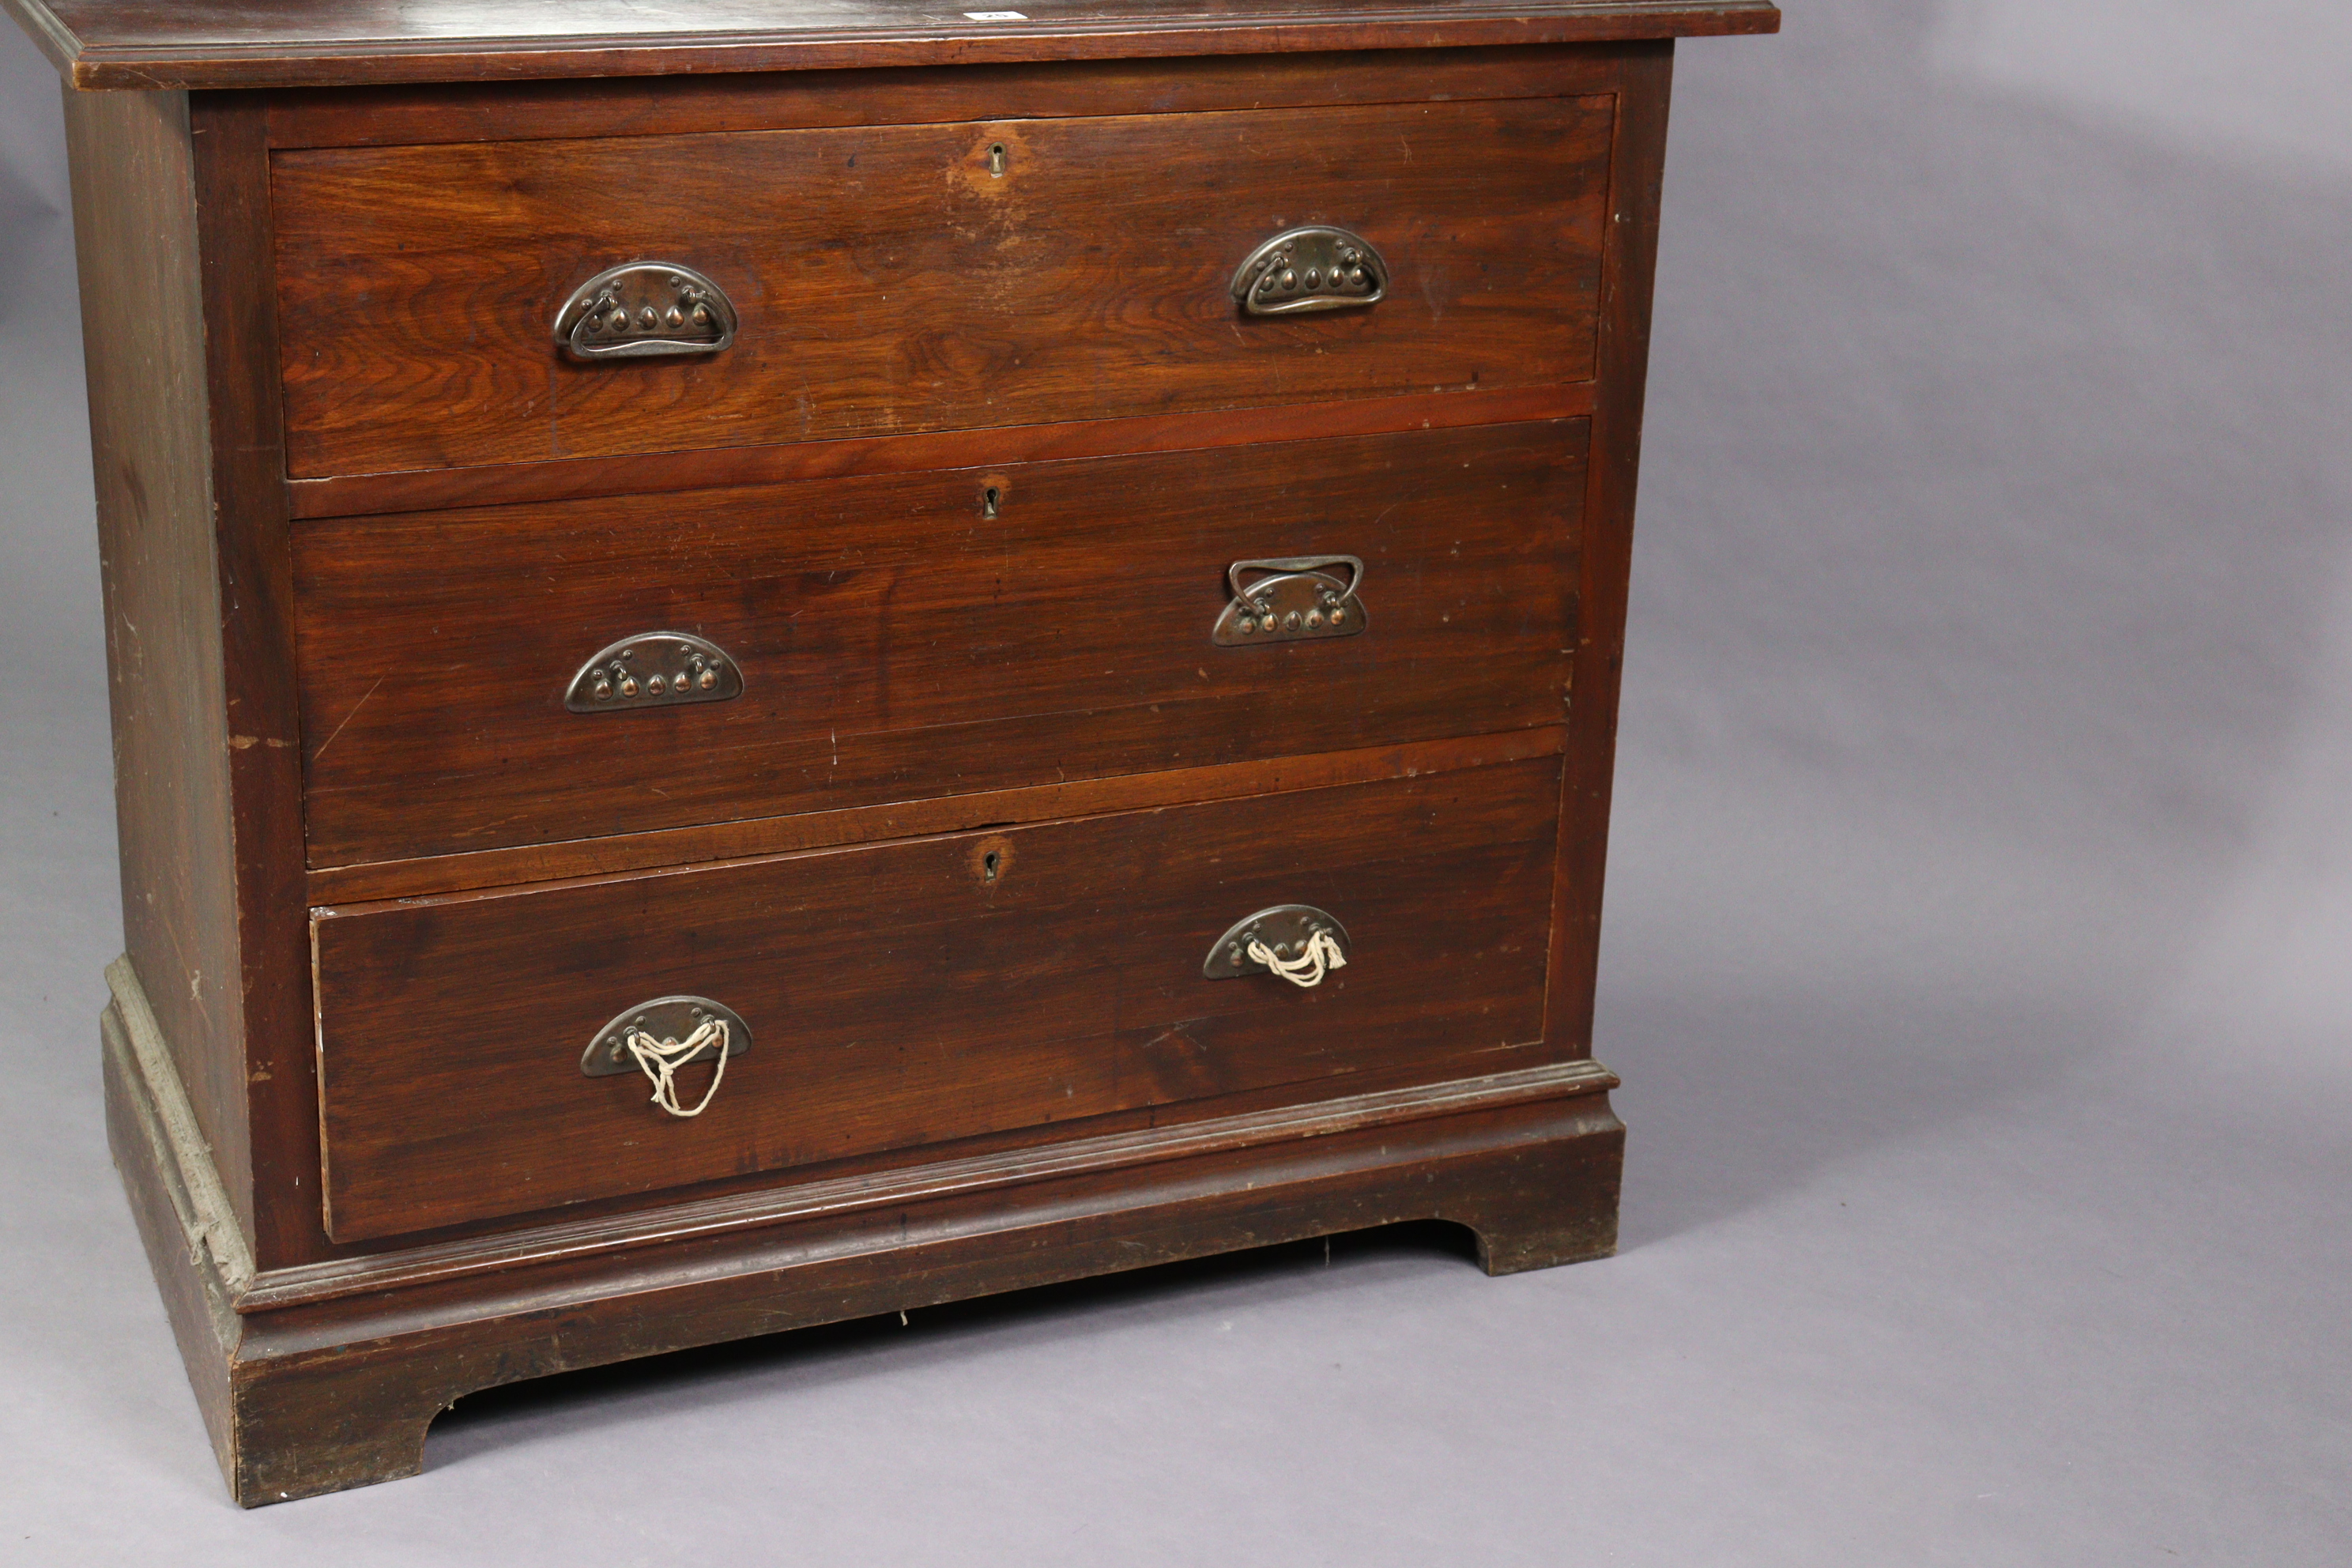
[554,262,739,360]
[580,996,753,1119]
[1203,905,1351,988]
[1212,556,1367,645]
[565,631,742,713]
[1231,226,1388,315]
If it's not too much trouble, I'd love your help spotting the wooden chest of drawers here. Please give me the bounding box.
[8,0,1776,1506]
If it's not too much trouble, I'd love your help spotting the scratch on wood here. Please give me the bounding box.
[313,673,385,760]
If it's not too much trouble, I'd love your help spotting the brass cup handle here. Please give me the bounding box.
[581,996,753,1118]
[1231,226,1389,315]
[1203,905,1351,988]
[554,262,739,361]
[564,631,744,712]
[1212,557,1367,645]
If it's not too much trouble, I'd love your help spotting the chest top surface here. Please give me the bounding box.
[6,0,1777,89]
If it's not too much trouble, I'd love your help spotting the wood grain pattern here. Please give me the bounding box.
[238,1091,1620,1506]
[293,420,1588,867]
[272,1037,1571,1261]
[284,384,1592,522]
[246,1056,1615,1312]
[6,1,1778,92]
[305,727,1565,903]
[270,96,1611,477]
[31,14,1777,1502]
[1545,42,1670,1056]
[258,44,1623,153]
[187,95,326,1274]
[64,88,258,1242]
[111,994,1619,1505]
[312,759,1562,1240]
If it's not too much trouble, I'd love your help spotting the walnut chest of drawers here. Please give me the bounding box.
[8,0,1777,1506]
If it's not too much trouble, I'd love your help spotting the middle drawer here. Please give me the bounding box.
[293,420,1587,867]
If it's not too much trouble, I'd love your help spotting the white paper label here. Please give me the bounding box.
[965,10,1028,19]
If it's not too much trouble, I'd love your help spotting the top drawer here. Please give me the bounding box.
[270,95,1612,480]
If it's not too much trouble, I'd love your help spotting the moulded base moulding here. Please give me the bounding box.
[100,958,1624,1507]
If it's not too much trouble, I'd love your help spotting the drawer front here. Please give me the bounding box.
[293,420,1586,867]
[311,759,1562,1241]
[271,96,1611,479]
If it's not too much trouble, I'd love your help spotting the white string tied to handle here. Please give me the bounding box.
[624,1016,730,1118]
[1246,928,1348,989]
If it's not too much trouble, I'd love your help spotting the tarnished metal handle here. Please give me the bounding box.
[565,632,742,713]
[555,262,739,360]
[582,996,752,1119]
[1212,556,1367,645]
[1231,226,1389,315]
[1204,905,1351,988]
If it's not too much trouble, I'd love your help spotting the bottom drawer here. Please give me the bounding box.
[311,757,1562,1242]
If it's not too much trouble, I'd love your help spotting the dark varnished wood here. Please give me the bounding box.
[285,384,1592,522]
[7,1,1776,91]
[187,95,326,1275]
[271,96,1612,478]
[305,726,1566,903]
[20,6,1770,1502]
[49,34,1679,1289]
[250,1057,1615,1313]
[259,44,1629,153]
[110,987,1620,1505]
[288,1011,1575,1267]
[1545,41,1671,1056]
[312,759,1563,1241]
[293,420,1586,867]
[64,89,258,1242]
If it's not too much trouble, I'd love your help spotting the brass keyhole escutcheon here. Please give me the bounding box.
[969,834,1016,888]
[982,484,1002,519]
[959,133,1022,195]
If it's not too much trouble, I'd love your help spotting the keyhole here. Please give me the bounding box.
[982,485,1001,519]
[988,143,1008,177]
[969,834,1014,885]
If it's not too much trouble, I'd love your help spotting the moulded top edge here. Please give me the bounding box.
[4,0,1781,93]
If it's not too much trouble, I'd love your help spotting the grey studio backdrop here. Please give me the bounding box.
[1,3,2346,1562]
